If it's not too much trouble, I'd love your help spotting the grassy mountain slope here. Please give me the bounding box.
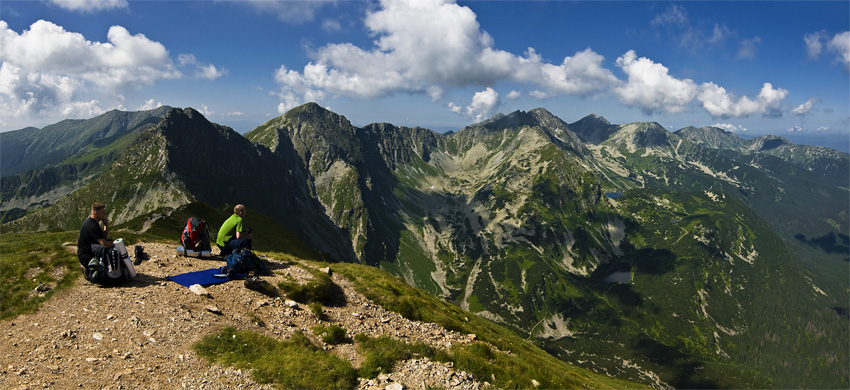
[4,124,191,232]
[591,123,848,281]
[245,104,846,387]
[1,107,172,224]
[552,189,845,388]
[675,127,849,187]
[5,104,846,388]
[573,121,848,387]
[1,106,171,177]
[1,228,645,389]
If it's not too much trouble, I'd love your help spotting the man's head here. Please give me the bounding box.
[234,204,246,218]
[91,202,106,220]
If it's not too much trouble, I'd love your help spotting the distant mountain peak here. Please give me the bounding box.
[604,121,672,150]
[0,106,172,177]
[283,102,340,122]
[528,107,555,117]
[159,107,218,135]
[674,125,747,151]
[569,114,617,144]
[461,109,534,132]
[580,113,612,125]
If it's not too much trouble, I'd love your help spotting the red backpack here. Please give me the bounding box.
[180,217,211,253]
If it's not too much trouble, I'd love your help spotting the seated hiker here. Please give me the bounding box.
[216,204,253,256]
[77,202,114,276]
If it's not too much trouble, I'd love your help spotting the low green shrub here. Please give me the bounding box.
[277,267,345,306]
[313,324,349,345]
[309,302,328,320]
[194,327,357,389]
[247,312,266,327]
[354,334,445,379]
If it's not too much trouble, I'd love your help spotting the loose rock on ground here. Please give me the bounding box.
[1,242,484,389]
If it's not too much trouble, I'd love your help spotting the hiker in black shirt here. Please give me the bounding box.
[77,202,113,276]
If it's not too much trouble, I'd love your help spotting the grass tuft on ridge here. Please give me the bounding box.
[1,231,80,320]
[194,326,357,389]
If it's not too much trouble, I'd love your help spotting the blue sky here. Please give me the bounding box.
[1,1,848,148]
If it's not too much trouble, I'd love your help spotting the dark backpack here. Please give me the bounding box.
[87,249,129,286]
[223,249,271,277]
[180,217,211,254]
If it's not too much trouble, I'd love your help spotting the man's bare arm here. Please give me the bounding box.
[97,238,114,248]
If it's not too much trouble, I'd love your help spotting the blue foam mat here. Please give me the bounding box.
[166,267,243,287]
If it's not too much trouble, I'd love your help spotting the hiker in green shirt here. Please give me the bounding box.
[217,204,253,255]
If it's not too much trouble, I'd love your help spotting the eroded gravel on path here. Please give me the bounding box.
[0,242,486,390]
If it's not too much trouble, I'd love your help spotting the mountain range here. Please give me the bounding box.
[2,104,847,388]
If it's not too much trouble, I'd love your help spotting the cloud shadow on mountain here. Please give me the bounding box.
[794,232,850,256]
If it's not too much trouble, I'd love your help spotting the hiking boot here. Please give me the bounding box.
[244,276,264,291]
[134,246,145,265]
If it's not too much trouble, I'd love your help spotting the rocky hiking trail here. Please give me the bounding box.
[1,243,484,390]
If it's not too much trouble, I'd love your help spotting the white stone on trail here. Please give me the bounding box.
[189,284,209,296]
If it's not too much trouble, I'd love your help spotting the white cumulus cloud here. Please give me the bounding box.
[816,126,830,132]
[790,98,818,116]
[651,4,687,27]
[529,90,549,100]
[805,30,850,71]
[711,123,747,132]
[708,23,733,45]
[0,20,223,129]
[531,47,619,97]
[178,54,228,80]
[828,31,850,71]
[737,37,761,60]
[274,0,616,109]
[786,125,803,133]
[805,31,826,59]
[613,50,698,114]
[137,99,163,111]
[450,87,500,122]
[650,6,738,53]
[322,19,343,33]
[49,0,128,12]
[427,86,443,102]
[0,20,185,127]
[270,0,796,123]
[218,0,329,23]
[698,82,788,118]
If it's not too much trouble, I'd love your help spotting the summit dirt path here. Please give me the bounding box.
[0,242,483,390]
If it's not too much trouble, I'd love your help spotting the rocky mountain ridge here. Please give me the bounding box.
[3,104,847,388]
[1,106,173,223]
[674,125,848,182]
[1,106,172,177]
[4,242,611,389]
